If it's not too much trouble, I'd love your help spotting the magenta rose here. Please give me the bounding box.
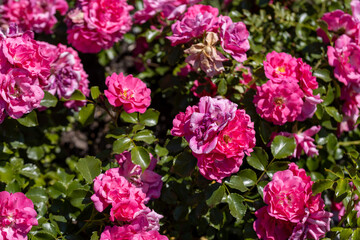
[100,224,168,240]
[219,16,250,63]
[105,72,151,114]
[0,191,38,240]
[263,51,298,81]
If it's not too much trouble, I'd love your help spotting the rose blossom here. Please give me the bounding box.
[184,32,228,77]
[321,10,359,41]
[0,191,38,240]
[131,208,163,232]
[253,79,304,125]
[219,16,250,63]
[0,69,44,119]
[0,0,68,34]
[104,73,151,114]
[167,4,219,46]
[100,224,168,240]
[91,168,146,222]
[263,51,298,81]
[115,151,163,201]
[175,96,237,154]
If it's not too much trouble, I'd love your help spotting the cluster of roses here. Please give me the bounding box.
[134,0,201,24]
[253,51,322,125]
[0,191,38,240]
[320,0,360,133]
[0,25,89,123]
[254,163,332,240]
[91,152,167,240]
[65,0,133,53]
[167,4,250,77]
[171,96,256,182]
[0,0,68,34]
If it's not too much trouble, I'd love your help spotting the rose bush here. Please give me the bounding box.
[0,0,359,239]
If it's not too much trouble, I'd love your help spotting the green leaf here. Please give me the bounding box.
[172,151,197,177]
[144,29,160,42]
[90,86,101,100]
[322,84,334,106]
[112,136,133,154]
[325,106,343,122]
[17,111,38,127]
[217,79,227,95]
[79,104,95,126]
[120,111,139,124]
[131,146,150,171]
[63,89,86,101]
[69,189,89,209]
[139,108,160,127]
[352,179,360,192]
[155,144,168,157]
[26,187,48,203]
[271,136,296,159]
[227,193,246,220]
[91,231,100,240]
[206,185,225,207]
[27,146,45,161]
[312,179,334,195]
[340,228,353,240]
[40,91,58,107]
[20,164,40,179]
[353,229,360,240]
[226,175,248,192]
[75,156,102,184]
[314,69,332,82]
[246,147,268,171]
[237,169,257,187]
[335,179,349,197]
[133,130,156,144]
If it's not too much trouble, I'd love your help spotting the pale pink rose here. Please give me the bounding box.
[184,32,228,77]
[91,168,146,222]
[253,206,294,240]
[0,191,38,240]
[191,78,217,98]
[167,4,219,46]
[131,208,163,232]
[327,34,360,86]
[219,16,250,63]
[0,0,68,34]
[214,109,256,157]
[0,69,44,119]
[100,224,168,240]
[253,79,304,125]
[115,151,163,201]
[185,96,237,154]
[195,152,244,182]
[104,73,151,114]
[263,51,298,81]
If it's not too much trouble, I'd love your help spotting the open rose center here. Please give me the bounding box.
[274,97,284,106]
[276,66,286,73]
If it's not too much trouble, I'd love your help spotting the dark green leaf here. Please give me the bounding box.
[352,179,360,192]
[20,164,40,179]
[353,229,360,240]
[312,179,334,195]
[322,84,334,106]
[40,91,58,108]
[226,175,248,192]
[26,187,48,203]
[325,106,342,122]
[75,156,102,184]
[206,185,225,207]
[63,90,86,101]
[112,136,133,154]
[217,79,227,95]
[314,69,332,82]
[246,147,268,171]
[139,108,160,127]
[79,104,95,126]
[335,179,349,197]
[227,193,246,220]
[133,130,156,144]
[131,146,151,171]
[17,111,38,127]
[155,144,169,157]
[238,169,257,187]
[271,136,296,159]
[172,151,197,177]
[90,86,101,100]
[120,111,139,124]
[27,146,45,161]
[69,189,89,209]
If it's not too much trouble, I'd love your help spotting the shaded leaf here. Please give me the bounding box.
[75,156,102,184]
[271,136,296,159]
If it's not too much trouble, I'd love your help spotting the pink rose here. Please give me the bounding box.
[167,4,219,46]
[171,105,197,137]
[0,69,44,119]
[219,16,250,63]
[321,10,359,41]
[263,51,298,81]
[100,224,168,240]
[131,208,163,232]
[0,191,38,240]
[190,78,218,98]
[115,152,163,202]
[253,79,304,125]
[104,73,151,114]
[91,168,146,222]
[296,58,318,96]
